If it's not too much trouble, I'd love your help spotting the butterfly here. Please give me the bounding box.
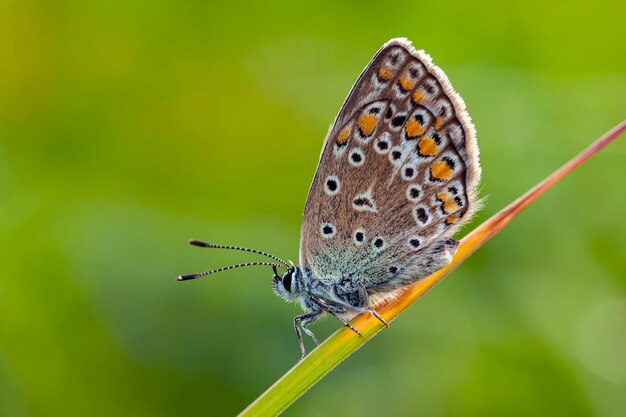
[178,38,481,359]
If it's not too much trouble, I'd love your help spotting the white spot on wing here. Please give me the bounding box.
[320,222,336,238]
[352,190,378,213]
[348,147,365,167]
[334,143,349,157]
[353,228,366,246]
[324,175,340,196]
[407,235,422,250]
[401,162,418,181]
[371,236,386,251]
[406,184,422,202]
[388,146,404,166]
[413,205,431,226]
[374,132,392,154]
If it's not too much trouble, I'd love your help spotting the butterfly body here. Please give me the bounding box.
[180,38,481,359]
[273,236,460,319]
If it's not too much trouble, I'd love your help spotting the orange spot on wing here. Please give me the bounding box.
[444,200,460,213]
[378,67,393,81]
[336,128,351,145]
[418,137,437,156]
[430,160,454,181]
[446,215,458,224]
[398,75,415,91]
[358,114,377,136]
[412,90,424,103]
[434,117,443,130]
[405,119,424,138]
[436,192,449,201]
[436,192,459,213]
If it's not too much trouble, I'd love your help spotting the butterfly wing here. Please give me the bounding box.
[299,38,480,294]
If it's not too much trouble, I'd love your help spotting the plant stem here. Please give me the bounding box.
[239,120,626,417]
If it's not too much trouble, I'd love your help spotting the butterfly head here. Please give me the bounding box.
[272,264,303,301]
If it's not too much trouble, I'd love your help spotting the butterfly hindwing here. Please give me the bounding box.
[300,38,480,295]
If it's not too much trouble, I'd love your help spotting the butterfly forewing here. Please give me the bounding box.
[300,38,480,290]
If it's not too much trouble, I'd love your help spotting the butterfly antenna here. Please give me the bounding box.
[188,239,290,267]
[177,262,287,281]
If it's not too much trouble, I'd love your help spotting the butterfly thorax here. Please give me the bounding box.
[273,266,359,316]
[274,265,378,317]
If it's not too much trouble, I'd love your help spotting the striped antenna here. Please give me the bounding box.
[177,262,287,281]
[188,239,289,267]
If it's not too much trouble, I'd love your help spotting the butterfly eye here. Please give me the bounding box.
[282,273,292,292]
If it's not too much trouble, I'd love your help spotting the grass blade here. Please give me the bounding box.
[239,120,626,417]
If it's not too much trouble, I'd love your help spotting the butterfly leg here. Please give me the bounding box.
[300,316,321,346]
[359,283,389,328]
[294,312,321,359]
[326,308,362,337]
[310,297,362,337]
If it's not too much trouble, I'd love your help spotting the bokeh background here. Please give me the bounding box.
[1,1,625,416]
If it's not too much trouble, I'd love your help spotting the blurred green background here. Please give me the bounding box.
[1,1,625,416]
